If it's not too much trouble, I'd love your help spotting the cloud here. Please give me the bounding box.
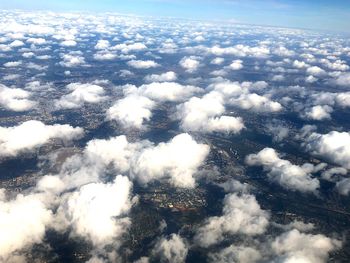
[125,82,202,102]
[4,61,22,67]
[130,133,209,188]
[306,66,326,76]
[82,133,209,188]
[305,105,333,120]
[246,148,320,193]
[55,83,107,109]
[106,95,155,129]
[56,175,133,247]
[230,93,283,112]
[209,45,270,58]
[0,120,83,157]
[177,91,244,133]
[144,71,177,82]
[60,40,77,47]
[0,84,36,111]
[59,53,86,67]
[209,245,261,263]
[334,72,350,87]
[95,40,110,50]
[272,229,341,263]
[93,51,117,61]
[152,234,188,263]
[336,178,350,196]
[127,60,159,69]
[195,193,269,247]
[0,191,52,261]
[111,42,147,53]
[179,56,200,72]
[304,131,350,169]
[229,59,243,70]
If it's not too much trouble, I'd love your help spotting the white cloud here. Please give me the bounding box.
[246,148,320,193]
[111,42,147,53]
[306,66,326,76]
[334,72,350,87]
[230,93,283,112]
[93,51,117,61]
[152,234,188,263]
[0,120,83,157]
[4,61,22,67]
[0,192,52,261]
[211,57,225,65]
[127,60,159,69]
[272,229,341,263]
[59,53,85,67]
[60,40,77,47]
[55,83,107,109]
[304,131,350,169]
[56,175,133,247]
[0,84,36,111]
[126,82,202,102]
[9,40,24,47]
[95,40,110,50]
[26,37,46,45]
[293,60,308,68]
[195,193,269,247]
[144,71,177,82]
[177,92,244,133]
[179,56,200,73]
[209,245,261,263]
[229,59,243,70]
[305,105,333,120]
[209,45,270,58]
[106,95,155,129]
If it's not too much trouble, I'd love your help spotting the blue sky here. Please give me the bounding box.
[1,0,350,32]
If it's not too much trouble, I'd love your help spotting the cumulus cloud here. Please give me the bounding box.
[125,82,202,102]
[127,60,159,69]
[82,133,209,188]
[4,61,22,67]
[152,234,188,263]
[111,42,147,53]
[144,71,177,82]
[55,83,107,109]
[59,53,85,67]
[179,56,200,72]
[177,91,244,133]
[209,245,261,263]
[304,131,350,169]
[60,40,77,47]
[0,191,52,261]
[334,72,350,87]
[209,45,270,58]
[106,95,155,129]
[56,175,133,247]
[230,93,283,112]
[272,229,341,263]
[305,105,333,120]
[306,66,326,76]
[0,84,36,111]
[246,148,320,193]
[229,59,243,70]
[0,120,83,157]
[195,193,269,247]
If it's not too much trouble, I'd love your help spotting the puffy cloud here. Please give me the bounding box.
[55,83,107,109]
[144,71,177,82]
[3,61,22,67]
[152,234,188,263]
[305,105,333,120]
[0,84,36,111]
[127,60,159,69]
[179,56,200,72]
[272,229,341,263]
[56,176,133,247]
[209,245,261,263]
[336,178,350,196]
[26,37,46,45]
[9,40,24,47]
[195,193,269,247]
[0,120,83,157]
[229,59,243,70]
[95,40,110,50]
[130,133,209,188]
[93,51,117,61]
[230,93,283,112]
[266,122,289,142]
[106,95,155,128]
[304,131,350,169]
[111,42,147,53]
[177,92,244,133]
[334,72,350,87]
[59,53,85,67]
[60,40,77,47]
[0,192,52,261]
[246,148,320,193]
[211,57,225,65]
[126,82,202,102]
[292,60,308,68]
[273,46,295,57]
[209,45,270,58]
[306,66,326,76]
[83,133,209,188]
